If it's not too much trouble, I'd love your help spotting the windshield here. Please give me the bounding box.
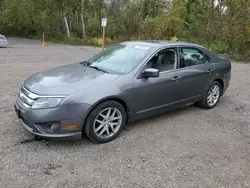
[86,44,150,74]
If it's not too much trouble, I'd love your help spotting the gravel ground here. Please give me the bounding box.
[0,38,249,188]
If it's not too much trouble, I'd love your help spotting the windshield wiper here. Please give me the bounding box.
[88,65,109,74]
[80,61,109,73]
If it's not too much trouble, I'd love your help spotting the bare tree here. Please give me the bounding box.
[81,0,86,38]
[64,12,70,38]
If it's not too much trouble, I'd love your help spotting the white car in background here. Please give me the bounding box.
[0,34,8,45]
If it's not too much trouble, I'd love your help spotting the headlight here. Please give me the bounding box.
[31,98,64,109]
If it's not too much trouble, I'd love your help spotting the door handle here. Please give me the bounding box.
[207,69,214,73]
[172,76,181,82]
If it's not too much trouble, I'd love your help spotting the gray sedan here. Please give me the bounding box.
[14,41,231,143]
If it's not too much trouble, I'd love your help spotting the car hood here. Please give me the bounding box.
[23,63,119,95]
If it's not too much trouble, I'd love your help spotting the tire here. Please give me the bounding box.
[198,81,222,109]
[84,100,127,143]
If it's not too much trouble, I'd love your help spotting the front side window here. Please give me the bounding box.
[147,48,177,72]
[86,44,150,74]
[181,47,210,68]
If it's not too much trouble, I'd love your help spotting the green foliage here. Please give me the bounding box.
[0,0,249,60]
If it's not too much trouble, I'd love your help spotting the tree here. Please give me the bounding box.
[0,0,249,59]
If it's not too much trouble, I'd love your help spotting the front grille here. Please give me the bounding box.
[20,86,40,100]
[19,86,37,107]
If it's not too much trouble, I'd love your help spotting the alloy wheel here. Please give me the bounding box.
[94,108,122,139]
[207,85,220,106]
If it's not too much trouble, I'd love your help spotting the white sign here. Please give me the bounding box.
[101,18,107,27]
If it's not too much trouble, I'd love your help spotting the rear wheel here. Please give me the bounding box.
[84,101,126,143]
[198,81,222,109]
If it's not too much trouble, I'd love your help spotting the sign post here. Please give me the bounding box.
[42,32,46,47]
[101,18,107,51]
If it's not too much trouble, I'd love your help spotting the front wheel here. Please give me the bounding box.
[198,81,222,109]
[84,101,127,143]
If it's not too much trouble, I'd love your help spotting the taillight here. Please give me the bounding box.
[0,35,6,39]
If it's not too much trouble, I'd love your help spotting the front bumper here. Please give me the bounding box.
[222,71,231,95]
[20,118,82,139]
[14,97,91,140]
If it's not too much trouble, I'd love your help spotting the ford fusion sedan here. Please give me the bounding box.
[14,41,231,143]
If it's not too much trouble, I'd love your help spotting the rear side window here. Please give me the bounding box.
[181,47,210,68]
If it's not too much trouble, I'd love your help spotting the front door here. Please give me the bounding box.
[132,47,184,118]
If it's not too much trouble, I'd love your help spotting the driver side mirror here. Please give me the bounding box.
[144,68,159,78]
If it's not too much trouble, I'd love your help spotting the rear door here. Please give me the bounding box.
[177,47,215,100]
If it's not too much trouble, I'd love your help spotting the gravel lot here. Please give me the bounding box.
[0,38,249,188]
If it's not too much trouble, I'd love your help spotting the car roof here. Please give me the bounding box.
[122,40,204,49]
[122,40,220,60]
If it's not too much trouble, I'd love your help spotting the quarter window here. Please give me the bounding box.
[181,48,210,68]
